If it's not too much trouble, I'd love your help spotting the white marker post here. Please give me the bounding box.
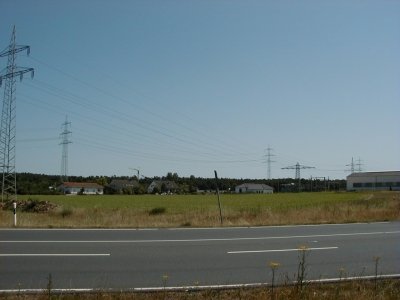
[13,202,17,227]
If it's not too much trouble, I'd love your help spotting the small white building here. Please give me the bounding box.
[108,179,139,194]
[147,180,178,194]
[346,171,400,191]
[235,183,273,194]
[58,182,104,195]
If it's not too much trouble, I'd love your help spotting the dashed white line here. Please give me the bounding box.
[0,253,110,257]
[228,246,338,254]
[1,230,398,243]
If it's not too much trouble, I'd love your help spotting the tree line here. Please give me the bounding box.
[14,172,346,195]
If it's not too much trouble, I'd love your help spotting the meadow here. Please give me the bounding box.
[0,191,398,228]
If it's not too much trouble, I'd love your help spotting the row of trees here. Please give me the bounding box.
[15,172,347,195]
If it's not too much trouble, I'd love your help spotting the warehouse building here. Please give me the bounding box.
[235,183,273,194]
[346,171,400,191]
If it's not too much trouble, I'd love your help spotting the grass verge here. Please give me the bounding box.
[1,279,399,299]
[0,191,399,228]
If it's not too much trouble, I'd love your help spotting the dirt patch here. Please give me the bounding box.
[0,199,57,213]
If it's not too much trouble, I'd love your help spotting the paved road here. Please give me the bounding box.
[0,222,399,291]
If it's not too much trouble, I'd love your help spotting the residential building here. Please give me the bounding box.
[147,180,178,194]
[108,179,139,194]
[58,182,104,195]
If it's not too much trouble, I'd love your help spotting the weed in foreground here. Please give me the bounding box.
[373,256,381,298]
[296,245,309,298]
[269,261,280,300]
[45,273,52,300]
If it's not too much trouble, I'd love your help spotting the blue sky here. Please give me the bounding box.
[1,0,399,179]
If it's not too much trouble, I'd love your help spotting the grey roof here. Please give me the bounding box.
[236,183,273,190]
[347,171,400,178]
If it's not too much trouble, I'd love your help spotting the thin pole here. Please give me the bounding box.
[214,170,223,226]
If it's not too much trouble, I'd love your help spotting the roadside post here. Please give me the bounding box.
[214,170,223,226]
[13,202,17,227]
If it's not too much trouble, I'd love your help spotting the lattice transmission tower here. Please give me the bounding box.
[264,146,275,180]
[0,26,34,202]
[60,116,72,182]
[346,157,363,174]
[282,162,315,191]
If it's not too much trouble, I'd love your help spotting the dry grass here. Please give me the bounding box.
[0,191,399,228]
[0,279,399,299]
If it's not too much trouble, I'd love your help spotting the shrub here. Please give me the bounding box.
[149,207,166,215]
[60,207,73,218]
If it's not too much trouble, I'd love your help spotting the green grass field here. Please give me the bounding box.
[0,191,399,228]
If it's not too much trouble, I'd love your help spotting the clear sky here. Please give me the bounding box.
[1,0,399,180]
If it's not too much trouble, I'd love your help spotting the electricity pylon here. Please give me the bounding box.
[346,157,355,173]
[265,146,275,180]
[346,157,363,174]
[60,116,72,182]
[0,26,34,202]
[282,162,315,191]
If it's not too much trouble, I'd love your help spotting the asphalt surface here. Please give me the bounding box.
[0,222,399,291]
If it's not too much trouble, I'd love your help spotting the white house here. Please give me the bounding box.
[108,179,139,194]
[147,180,178,194]
[58,182,104,195]
[346,171,400,191]
[235,183,273,194]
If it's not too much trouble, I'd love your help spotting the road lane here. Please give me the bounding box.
[0,222,399,291]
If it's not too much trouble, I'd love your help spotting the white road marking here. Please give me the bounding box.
[0,253,110,257]
[1,230,399,243]
[228,246,338,254]
[0,221,391,231]
[0,273,399,294]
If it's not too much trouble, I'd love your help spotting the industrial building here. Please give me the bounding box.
[235,183,274,194]
[346,171,400,191]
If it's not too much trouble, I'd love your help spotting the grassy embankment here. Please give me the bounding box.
[0,191,399,228]
[2,277,400,299]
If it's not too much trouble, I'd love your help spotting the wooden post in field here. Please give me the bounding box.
[214,170,223,226]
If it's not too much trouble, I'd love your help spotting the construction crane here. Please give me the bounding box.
[129,167,140,181]
[282,162,315,192]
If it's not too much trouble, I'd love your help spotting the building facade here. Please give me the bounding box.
[346,171,400,191]
[108,179,139,194]
[235,183,273,194]
[147,180,178,194]
[58,182,104,195]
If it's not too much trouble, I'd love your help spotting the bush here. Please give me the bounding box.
[60,207,73,218]
[149,207,166,215]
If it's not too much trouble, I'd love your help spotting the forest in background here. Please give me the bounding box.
[15,172,346,195]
